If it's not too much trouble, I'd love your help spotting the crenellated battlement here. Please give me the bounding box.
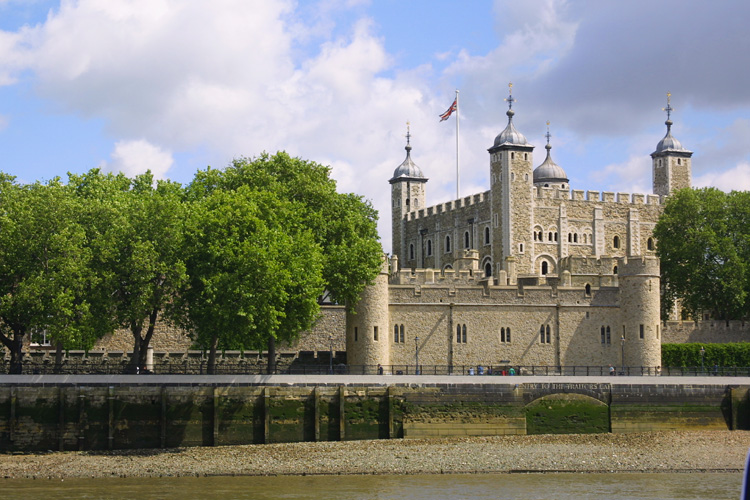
[617,255,660,277]
[536,186,664,206]
[406,190,490,221]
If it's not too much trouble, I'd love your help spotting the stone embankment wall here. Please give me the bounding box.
[0,378,747,452]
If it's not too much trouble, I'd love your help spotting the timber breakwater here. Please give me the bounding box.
[0,374,747,452]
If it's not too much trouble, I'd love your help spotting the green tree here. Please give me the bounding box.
[654,188,750,320]
[68,169,188,373]
[184,152,382,372]
[0,177,95,373]
[178,186,324,373]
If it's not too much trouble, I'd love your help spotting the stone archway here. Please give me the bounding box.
[525,393,609,435]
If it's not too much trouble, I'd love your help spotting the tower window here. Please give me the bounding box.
[606,326,611,344]
[374,326,378,341]
[541,261,548,275]
[574,233,578,243]
[601,326,606,344]
[485,262,492,277]
[409,244,415,260]
[511,152,515,159]
[639,324,644,339]
[519,243,524,253]
[585,284,591,296]
[647,238,654,251]
[613,235,620,249]
[678,158,681,165]
[464,231,470,249]
[354,327,358,342]
[484,227,490,245]
[445,235,452,253]
[613,265,618,275]
[524,153,528,160]
[405,199,409,209]
[427,239,432,256]
[456,324,468,343]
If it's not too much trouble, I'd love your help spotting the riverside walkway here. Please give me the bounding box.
[0,373,746,386]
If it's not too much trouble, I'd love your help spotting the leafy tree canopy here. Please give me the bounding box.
[654,187,750,320]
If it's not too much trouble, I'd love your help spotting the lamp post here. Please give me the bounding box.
[700,346,705,374]
[415,335,420,375]
[328,335,333,374]
[620,334,625,376]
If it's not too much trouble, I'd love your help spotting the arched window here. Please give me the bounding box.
[540,325,546,343]
[484,227,490,245]
[538,231,543,241]
[601,326,606,344]
[409,244,414,260]
[585,283,591,296]
[606,326,611,344]
[548,232,553,241]
[400,324,405,343]
[506,327,511,343]
[541,261,548,275]
[427,239,432,256]
[462,325,467,343]
[501,327,505,343]
[647,238,654,251]
[568,233,572,242]
[464,231,470,249]
[456,325,461,343]
[485,262,492,278]
[613,265,618,275]
[511,152,515,159]
[574,233,578,243]
[524,153,528,160]
[445,235,451,253]
[613,235,620,249]
[405,199,410,209]
[394,325,399,343]
[519,243,524,253]
[534,232,538,241]
[546,325,551,343]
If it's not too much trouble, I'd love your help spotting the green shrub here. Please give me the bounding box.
[662,343,750,367]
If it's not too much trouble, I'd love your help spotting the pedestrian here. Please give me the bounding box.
[509,367,516,376]
[377,364,383,375]
[609,365,615,376]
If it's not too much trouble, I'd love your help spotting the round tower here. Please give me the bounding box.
[488,83,535,276]
[651,92,692,196]
[617,256,661,368]
[533,122,569,190]
[389,124,427,269]
[346,255,390,368]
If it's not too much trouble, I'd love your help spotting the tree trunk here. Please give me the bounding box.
[138,308,159,373]
[9,331,24,374]
[128,322,143,374]
[207,332,219,375]
[54,340,64,373]
[266,336,276,374]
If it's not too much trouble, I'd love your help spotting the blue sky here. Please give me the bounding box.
[1,0,749,251]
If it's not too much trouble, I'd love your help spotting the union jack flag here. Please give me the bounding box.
[439,99,457,122]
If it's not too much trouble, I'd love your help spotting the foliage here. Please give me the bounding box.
[0,177,96,372]
[662,343,750,367]
[654,188,750,320]
[177,186,324,361]
[187,152,382,309]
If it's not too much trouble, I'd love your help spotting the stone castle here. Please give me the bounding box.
[346,89,694,370]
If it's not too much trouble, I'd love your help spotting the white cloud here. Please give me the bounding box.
[694,163,750,193]
[104,139,174,179]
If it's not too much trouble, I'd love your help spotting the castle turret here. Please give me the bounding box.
[488,83,535,276]
[346,255,390,368]
[651,92,692,196]
[618,256,661,368]
[390,125,427,269]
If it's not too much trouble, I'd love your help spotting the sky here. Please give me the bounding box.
[1,0,749,252]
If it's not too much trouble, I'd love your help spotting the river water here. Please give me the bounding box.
[1,472,742,500]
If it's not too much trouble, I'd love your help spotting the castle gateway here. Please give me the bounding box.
[347,90,693,371]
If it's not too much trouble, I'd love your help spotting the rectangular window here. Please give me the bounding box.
[400,325,405,343]
[639,324,644,339]
[394,325,399,343]
[354,327,358,342]
[374,326,378,341]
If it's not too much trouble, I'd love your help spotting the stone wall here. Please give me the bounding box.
[662,320,750,344]
[0,377,745,451]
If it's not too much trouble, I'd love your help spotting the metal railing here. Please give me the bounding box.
[4,361,750,376]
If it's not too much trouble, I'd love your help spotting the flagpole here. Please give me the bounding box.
[455,89,460,200]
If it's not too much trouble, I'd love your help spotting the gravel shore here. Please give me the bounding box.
[1,431,748,479]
